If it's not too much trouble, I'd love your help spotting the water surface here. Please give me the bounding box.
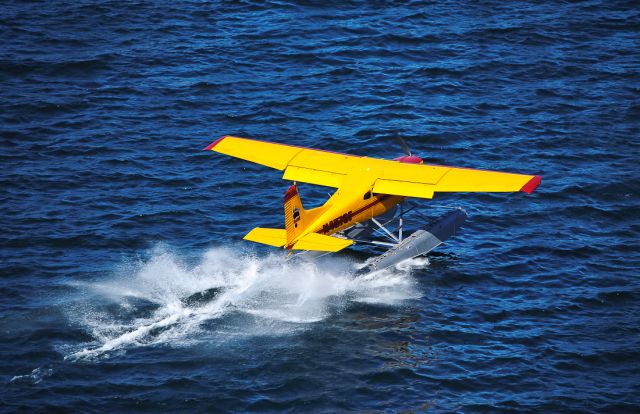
[2,1,639,412]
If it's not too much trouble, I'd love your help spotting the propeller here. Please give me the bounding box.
[394,137,423,164]
[396,136,412,156]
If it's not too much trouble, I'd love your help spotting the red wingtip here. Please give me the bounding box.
[203,136,227,151]
[520,175,542,194]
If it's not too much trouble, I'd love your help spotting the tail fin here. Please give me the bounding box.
[284,183,305,245]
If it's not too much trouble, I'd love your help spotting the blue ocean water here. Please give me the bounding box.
[2,0,639,412]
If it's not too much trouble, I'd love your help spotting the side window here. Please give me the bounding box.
[363,191,372,200]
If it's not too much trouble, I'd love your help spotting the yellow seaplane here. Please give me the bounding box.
[204,136,540,271]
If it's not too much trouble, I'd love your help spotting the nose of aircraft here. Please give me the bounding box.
[394,155,423,164]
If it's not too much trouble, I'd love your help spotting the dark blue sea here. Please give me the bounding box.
[2,1,639,412]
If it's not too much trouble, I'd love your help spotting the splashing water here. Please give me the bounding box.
[64,246,424,361]
[10,367,54,385]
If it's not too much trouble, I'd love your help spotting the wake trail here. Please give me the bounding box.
[64,246,426,361]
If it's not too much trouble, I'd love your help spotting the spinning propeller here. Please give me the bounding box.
[394,137,423,164]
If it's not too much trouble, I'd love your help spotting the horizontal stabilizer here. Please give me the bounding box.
[291,233,353,252]
[244,228,287,247]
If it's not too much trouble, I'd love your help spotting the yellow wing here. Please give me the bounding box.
[370,159,541,199]
[205,136,541,198]
[205,135,358,188]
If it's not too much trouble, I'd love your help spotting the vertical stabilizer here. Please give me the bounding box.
[284,183,305,245]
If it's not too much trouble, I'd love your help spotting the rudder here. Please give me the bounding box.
[284,183,305,245]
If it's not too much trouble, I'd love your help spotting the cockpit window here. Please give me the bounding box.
[363,191,372,200]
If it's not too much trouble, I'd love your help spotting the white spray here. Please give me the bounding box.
[64,246,426,361]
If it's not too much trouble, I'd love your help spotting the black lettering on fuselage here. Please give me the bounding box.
[321,211,354,233]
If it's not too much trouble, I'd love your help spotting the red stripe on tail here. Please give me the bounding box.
[284,184,298,202]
